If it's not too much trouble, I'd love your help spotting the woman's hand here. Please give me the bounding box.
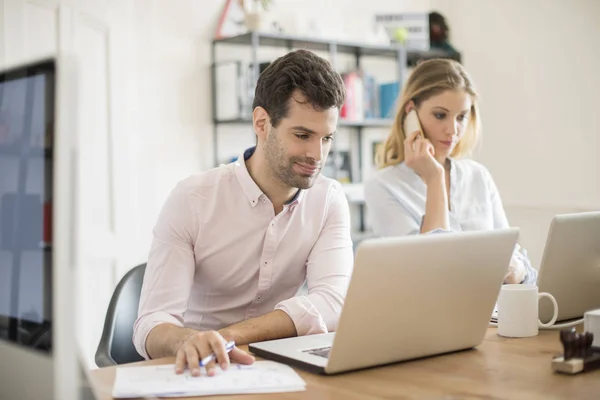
[404,130,444,184]
[504,256,527,284]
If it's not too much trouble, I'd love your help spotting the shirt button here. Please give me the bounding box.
[257,296,262,301]
[262,197,266,202]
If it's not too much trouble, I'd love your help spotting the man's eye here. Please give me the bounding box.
[295,134,310,140]
[323,136,333,142]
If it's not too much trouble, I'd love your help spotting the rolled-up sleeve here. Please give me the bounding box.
[133,182,197,359]
[275,185,354,335]
[364,177,453,237]
[485,168,538,284]
[511,245,538,284]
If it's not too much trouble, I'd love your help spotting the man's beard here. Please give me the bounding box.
[264,129,321,190]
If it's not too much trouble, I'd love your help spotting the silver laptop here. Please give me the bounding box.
[538,212,600,323]
[249,229,519,375]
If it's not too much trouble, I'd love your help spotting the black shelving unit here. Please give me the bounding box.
[213,117,396,128]
[210,31,460,233]
[212,32,459,66]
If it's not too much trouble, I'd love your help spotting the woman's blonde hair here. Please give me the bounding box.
[376,58,481,169]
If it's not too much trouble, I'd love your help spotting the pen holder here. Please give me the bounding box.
[551,328,600,374]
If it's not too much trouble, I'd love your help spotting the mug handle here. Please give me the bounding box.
[538,292,558,327]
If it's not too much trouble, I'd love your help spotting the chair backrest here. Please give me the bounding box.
[95,263,147,367]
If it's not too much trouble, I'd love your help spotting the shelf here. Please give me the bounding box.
[212,32,460,65]
[212,32,460,237]
[343,183,365,204]
[340,118,393,128]
[214,32,402,57]
[352,230,377,244]
[213,118,252,125]
[213,117,393,129]
[407,47,461,66]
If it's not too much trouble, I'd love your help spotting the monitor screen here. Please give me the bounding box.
[0,59,55,352]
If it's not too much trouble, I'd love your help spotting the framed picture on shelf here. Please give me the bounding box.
[323,150,352,184]
[360,131,386,182]
[372,141,383,167]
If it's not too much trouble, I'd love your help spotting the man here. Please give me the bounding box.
[133,49,353,377]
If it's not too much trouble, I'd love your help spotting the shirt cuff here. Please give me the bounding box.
[513,247,538,285]
[274,296,328,336]
[133,311,184,360]
[422,227,454,235]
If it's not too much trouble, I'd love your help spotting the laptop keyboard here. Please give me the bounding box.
[303,346,331,359]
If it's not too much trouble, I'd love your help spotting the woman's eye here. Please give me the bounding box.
[434,113,446,120]
[457,114,467,122]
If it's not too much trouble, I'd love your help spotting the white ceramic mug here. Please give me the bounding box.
[496,284,559,338]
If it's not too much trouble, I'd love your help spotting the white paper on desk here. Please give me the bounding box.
[112,361,306,398]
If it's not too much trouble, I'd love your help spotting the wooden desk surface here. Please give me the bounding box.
[89,328,600,400]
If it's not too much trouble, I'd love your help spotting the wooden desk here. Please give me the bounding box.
[90,328,600,400]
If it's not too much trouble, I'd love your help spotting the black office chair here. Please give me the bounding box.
[95,263,147,367]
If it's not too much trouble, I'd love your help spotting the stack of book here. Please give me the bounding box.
[340,70,400,122]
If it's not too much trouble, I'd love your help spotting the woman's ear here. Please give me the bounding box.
[404,100,416,114]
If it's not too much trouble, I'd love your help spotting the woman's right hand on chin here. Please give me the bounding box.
[404,130,444,184]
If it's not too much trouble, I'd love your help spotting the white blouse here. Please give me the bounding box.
[364,157,538,284]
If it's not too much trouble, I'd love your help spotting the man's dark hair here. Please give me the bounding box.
[252,49,346,127]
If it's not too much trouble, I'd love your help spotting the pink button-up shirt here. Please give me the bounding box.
[133,148,354,359]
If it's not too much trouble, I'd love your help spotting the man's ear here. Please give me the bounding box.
[253,106,270,142]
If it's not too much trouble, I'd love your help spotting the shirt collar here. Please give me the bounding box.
[233,146,304,208]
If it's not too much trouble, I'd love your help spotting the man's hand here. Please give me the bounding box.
[174,330,255,377]
[146,311,294,376]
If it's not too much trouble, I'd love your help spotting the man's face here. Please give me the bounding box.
[263,94,338,190]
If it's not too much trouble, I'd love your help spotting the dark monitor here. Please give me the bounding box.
[0,57,85,399]
[0,59,54,352]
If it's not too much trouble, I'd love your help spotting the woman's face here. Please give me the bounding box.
[413,89,472,157]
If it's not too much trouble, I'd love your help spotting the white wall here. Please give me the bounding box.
[431,0,600,267]
[125,0,219,266]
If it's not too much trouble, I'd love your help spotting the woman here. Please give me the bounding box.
[364,59,536,284]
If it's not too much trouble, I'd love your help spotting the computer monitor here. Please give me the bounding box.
[0,57,83,399]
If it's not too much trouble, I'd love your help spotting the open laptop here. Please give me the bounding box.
[538,212,600,323]
[249,229,519,375]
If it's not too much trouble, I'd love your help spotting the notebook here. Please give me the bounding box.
[112,361,306,398]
